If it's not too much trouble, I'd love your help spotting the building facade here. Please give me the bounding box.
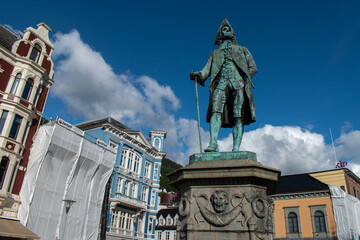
[76,118,166,240]
[310,168,360,200]
[0,23,54,218]
[272,174,338,240]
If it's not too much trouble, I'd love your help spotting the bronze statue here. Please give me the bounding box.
[190,19,257,152]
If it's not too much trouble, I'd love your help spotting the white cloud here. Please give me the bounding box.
[51,30,360,178]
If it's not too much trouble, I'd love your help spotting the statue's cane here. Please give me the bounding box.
[194,76,203,153]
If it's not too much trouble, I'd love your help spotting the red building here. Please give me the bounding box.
[0,22,54,218]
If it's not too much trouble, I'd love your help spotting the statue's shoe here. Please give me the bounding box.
[204,142,218,152]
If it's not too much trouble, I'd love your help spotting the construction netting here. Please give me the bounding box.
[330,185,360,240]
[18,121,116,240]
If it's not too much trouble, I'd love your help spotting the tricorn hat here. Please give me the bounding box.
[214,18,238,45]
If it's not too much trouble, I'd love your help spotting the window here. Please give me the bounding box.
[154,137,161,150]
[165,231,170,240]
[157,231,162,240]
[154,166,158,180]
[9,115,22,140]
[144,162,150,178]
[0,110,8,134]
[142,186,148,201]
[353,187,356,197]
[11,73,21,94]
[128,151,134,169]
[133,154,140,173]
[124,181,129,196]
[0,157,9,189]
[111,210,134,230]
[288,212,299,233]
[151,190,156,205]
[29,43,42,63]
[21,78,33,100]
[315,211,326,232]
[121,148,128,168]
[116,177,123,193]
[284,207,301,238]
[148,218,153,233]
[131,183,137,198]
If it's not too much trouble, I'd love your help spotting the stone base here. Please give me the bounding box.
[168,152,280,240]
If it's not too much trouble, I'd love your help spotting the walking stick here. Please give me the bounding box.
[194,77,203,153]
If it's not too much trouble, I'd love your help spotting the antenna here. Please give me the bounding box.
[329,128,338,166]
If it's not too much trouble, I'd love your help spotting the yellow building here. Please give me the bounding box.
[272,174,337,239]
[310,168,360,200]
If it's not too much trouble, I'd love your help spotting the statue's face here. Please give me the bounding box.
[221,26,232,39]
[211,191,228,212]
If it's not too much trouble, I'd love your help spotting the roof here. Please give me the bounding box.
[0,218,39,239]
[0,24,20,51]
[276,173,329,194]
[157,207,178,218]
[76,117,129,131]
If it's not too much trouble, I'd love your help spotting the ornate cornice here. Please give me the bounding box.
[271,190,330,200]
[103,124,166,159]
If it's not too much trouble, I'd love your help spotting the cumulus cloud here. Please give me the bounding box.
[51,30,360,177]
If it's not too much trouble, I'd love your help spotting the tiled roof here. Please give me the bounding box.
[276,173,329,194]
[0,24,19,51]
[156,207,178,218]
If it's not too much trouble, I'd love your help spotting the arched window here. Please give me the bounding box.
[0,157,9,189]
[29,43,42,63]
[21,78,33,100]
[9,114,22,140]
[153,137,161,150]
[315,210,326,232]
[10,73,21,94]
[288,212,299,233]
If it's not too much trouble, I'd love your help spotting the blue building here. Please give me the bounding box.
[76,117,166,240]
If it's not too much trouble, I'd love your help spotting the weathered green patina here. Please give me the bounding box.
[189,151,257,163]
[190,18,257,153]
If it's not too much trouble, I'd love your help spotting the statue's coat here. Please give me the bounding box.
[199,44,257,127]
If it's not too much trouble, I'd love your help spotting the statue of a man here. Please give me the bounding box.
[190,19,257,152]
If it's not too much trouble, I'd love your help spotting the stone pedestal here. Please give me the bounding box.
[168,151,280,240]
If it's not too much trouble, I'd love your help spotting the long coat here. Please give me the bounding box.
[199,44,257,127]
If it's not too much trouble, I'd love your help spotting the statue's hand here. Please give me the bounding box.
[190,71,205,86]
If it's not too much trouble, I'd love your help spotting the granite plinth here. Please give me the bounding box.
[168,152,281,240]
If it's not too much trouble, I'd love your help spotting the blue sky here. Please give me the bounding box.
[2,0,360,174]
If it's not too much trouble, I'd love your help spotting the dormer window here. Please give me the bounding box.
[21,78,33,100]
[29,43,42,63]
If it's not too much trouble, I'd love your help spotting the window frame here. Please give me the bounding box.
[309,205,329,238]
[10,73,21,95]
[0,157,9,189]
[0,110,9,135]
[284,206,302,239]
[29,43,42,63]
[21,78,33,100]
[9,114,23,140]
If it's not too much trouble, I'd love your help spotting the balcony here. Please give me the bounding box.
[107,227,154,240]
[110,193,146,210]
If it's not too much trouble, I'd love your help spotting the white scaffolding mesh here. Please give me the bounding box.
[330,185,360,240]
[19,122,116,240]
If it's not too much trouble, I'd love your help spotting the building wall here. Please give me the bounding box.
[310,169,347,191]
[0,23,54,218]
[273,195,337,239]
[77,119,166,240]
